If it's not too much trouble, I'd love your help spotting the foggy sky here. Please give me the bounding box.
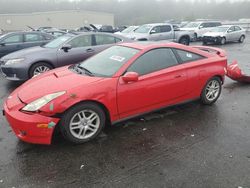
[0,0,250,25]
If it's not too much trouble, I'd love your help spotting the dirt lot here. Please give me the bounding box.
[0,37,250,188]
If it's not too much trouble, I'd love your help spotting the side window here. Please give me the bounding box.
[199,23,205,28]
[160,25,172,32]
[68,35,92,48]
[115,37,122,43]
[215,22,222,27]
[175,49,204,63]
[42,34,54,40]
[202,23,210,28]
[95,35,116,45]
[151,26,161,34]
[3,34,22,44]
[127,48,178,76]
[24,33,42,42]
[234,26,241,31]
[228,26,235,33]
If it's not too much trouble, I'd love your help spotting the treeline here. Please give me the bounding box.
[0,0,250,25]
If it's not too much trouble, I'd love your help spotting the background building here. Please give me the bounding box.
[0,10,114,31]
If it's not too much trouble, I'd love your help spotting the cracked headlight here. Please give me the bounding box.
[22,91,66,112]
[5,58,25,65]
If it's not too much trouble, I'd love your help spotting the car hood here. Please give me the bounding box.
[1,46,53,60]
[203,32,225,37]
[126,33,148,40]
[17,66,104,103]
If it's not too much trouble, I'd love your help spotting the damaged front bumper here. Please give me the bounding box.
[3,100,60,145]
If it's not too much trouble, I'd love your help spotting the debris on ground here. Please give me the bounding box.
[0,179,3,183]
[142,128,147,131]
[80,165,85,169]
[191,134,195,137]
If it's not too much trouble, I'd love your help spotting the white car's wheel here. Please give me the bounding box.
[220,37,226,45]
[239,35,245,43]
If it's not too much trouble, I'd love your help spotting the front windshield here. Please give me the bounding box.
[210,27,229,32]
[77,46,139,77]
[44,35,72,48]
[121,26,137,33]
[134,25,151,33]
[182,22,201,28]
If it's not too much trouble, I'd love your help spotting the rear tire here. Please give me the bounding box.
[60,102,106,144]
[29,62,53,78]
[179,37,190,45]
[200,77,222,105]
[239,35,245,43]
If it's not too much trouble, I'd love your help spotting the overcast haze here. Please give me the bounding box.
[0,0,250,25]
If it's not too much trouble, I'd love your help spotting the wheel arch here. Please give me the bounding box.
[178,35,190,44]
[61,100,112,125]
[28,60,55,77]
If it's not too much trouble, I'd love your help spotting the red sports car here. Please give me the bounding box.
[3,42,227,145]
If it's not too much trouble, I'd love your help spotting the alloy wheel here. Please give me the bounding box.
[69,110,100,140]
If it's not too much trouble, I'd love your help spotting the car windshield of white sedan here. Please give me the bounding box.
[121,26,137,33]
[182,22,201,28]
[210,27,229,32]
[134,25,151,33]
[43,35,72,48]
[77,46,139,77]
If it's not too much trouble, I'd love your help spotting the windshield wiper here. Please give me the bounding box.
[74,64,94,76]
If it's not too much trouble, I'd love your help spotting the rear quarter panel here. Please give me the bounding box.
[181,56,227,99]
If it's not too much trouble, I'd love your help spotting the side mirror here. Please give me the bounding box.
[122,72,139,83]
[150,30,156,34]
[61,44,72,52]
[227,30,233,33]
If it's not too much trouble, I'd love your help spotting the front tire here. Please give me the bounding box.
[239,35,245,43]
[60,102,106,144]
[200,77,222,105]
[29,62,53,78]
[220,37,226,45]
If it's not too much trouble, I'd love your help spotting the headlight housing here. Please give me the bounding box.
[22,91,66,112]
[5,58,25,65]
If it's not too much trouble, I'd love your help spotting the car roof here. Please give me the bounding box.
[142,23,171,27]
[120,41,184,50]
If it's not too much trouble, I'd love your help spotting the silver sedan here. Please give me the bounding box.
[202,25,246,45]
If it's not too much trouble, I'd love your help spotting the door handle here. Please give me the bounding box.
[86,48,94,53]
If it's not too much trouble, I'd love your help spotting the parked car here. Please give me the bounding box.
[115,26,139,36]
[180,21,222,41]
[0,33,131,81]
[202,25,246,45]
[125,23,192,45]
[0,31,54,58]
[3,42,227,145]
[90,24,115,33]
[44,30,68,38]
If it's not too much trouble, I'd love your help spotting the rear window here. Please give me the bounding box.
[174,49,204,63]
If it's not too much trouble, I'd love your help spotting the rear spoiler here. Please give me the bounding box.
[192,46,226,57]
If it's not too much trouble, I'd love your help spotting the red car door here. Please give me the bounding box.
[117,48,188,119]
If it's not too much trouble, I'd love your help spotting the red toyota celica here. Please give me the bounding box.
[3,42,227,145]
